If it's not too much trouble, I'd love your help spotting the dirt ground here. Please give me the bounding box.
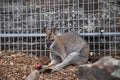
[0,51,79,80]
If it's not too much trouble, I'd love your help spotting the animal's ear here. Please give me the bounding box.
[43,27,51,36]
[52,27,58,35]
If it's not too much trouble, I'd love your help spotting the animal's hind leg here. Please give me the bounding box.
[51,52,81,72]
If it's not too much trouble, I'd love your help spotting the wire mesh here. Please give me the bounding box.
[0,0,120,58]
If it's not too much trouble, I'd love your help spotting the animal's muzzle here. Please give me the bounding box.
[46,42,51,49]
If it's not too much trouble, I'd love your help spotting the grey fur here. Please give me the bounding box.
[45,28,89,72]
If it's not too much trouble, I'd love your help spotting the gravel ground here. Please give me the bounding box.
[0,51,79,80]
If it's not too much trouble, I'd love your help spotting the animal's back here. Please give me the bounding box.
[58,32,88,54]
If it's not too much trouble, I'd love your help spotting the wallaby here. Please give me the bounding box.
[43,27,89,72]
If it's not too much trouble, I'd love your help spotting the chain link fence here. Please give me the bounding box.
[0,0,120,58]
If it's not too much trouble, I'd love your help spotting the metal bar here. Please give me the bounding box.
[0,32,120,37]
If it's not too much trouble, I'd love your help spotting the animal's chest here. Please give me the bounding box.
[50,41,61,56]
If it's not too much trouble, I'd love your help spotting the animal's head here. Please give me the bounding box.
[43,27,58,48]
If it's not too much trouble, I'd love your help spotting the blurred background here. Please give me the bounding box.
[0,0,120,59]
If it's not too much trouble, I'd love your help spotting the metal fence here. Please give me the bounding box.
[0,0,120,58]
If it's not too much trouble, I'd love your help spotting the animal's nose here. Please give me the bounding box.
[51,38,54,42]
[46,42,51,49]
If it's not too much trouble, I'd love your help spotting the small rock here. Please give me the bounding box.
[27,70,40,80]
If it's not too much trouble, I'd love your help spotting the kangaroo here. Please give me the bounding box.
[43,27,89,72]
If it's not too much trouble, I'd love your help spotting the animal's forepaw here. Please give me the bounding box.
[42,65,48,68]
